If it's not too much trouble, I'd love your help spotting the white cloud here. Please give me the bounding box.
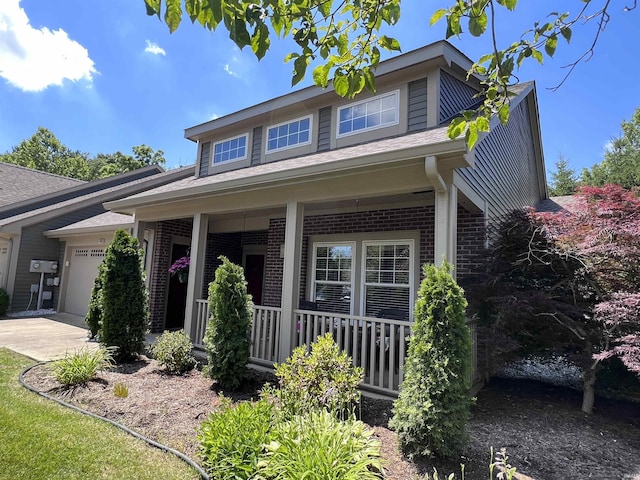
[0,0,96,92]
[210,113,219,120]
[602,140,614,154]
[223,63,237,77]
[144,40,166,56]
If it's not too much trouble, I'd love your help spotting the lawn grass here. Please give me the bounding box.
[0,348,199,480]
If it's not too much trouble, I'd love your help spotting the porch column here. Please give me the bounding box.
[279,201,304,362]
[425,156,458,274]
[184,213,208,340]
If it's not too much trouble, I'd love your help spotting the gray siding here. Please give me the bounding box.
[251,126,263,166]
[458,98,542,219]
[198,141,211,177]
[12,204,105,311]
[439,70,479,123]
[317,107,332,151]
[408,78,428,132]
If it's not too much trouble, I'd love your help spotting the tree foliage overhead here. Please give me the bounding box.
[582,107,640,189]
[0,127,165,181]
[548,155,579,196]
[480,185,640,413]
[143,0,633,149]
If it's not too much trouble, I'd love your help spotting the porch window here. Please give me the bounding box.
[212,134,248,165]
[337,90,399,137]
[266,116,312,153]
[312,243,354,315]
[363,242,411,320]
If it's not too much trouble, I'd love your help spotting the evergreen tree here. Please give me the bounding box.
[100,229,149,361]
[548,155,578,196]
[389,262,472,459]
[204,256,253,390]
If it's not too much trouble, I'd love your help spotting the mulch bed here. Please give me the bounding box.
[22,357,640,480]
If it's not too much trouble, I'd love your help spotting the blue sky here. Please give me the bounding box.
[0,1,638,177]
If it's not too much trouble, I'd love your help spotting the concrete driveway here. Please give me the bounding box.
[0,314,98,362]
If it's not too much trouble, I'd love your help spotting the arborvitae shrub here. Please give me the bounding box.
[389,262,472,459]
[100,229,149,362]
[0,288,9,316]
[85,267,103,339]
[204,256,252,390]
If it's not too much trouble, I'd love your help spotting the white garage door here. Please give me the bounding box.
[64,247,105,317]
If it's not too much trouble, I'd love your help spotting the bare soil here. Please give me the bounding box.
[23,356,640,480]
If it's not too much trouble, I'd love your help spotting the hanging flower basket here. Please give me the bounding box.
[169,256,190,283]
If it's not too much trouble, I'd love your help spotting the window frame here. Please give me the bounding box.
[336,90,400,138]
[265,115,313,154]
[310,242,356,315]
[211,133,249,166]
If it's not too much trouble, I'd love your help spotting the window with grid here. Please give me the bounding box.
[337,91,399,137]
[312,244,354,315]
[363,242,411,320]
[266,116,311,152]
[212,134,247,164]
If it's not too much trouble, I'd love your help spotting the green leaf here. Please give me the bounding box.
[465,121,478,150]
[362,67,376,92]
[312,63,332,88]
[230,16,252,49]
[531,48,544,64]
[498,103,510,125]
[164,0,182,33]
[476,115,490,132]
[334,73,349,97]
[378,35,401,52]
[430,9,447,26]
[560,27,572,43]
[468,12,487,37]
[497,0,518,10]
[144,0,161,17]
[448,117,467,139]
[292,55,308,86]
[251,23,270,60]
[544,34,558,57]
[284,52,299,63]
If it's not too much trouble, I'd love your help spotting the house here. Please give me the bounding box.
[0,163,192,316]
[105,41,547,396]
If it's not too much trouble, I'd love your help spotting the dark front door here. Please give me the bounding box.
[165,243,189,330]
[245,254,265,305]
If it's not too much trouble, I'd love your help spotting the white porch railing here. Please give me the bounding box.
[191,301,480,396]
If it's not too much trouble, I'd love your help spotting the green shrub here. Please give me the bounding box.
[198,397,274,480]
[389,262,472,459]
[100,229,149,362]
[204,256,252,390]
[271,333,363,418]
[151,330,196,374]
[260,409,382,480]
[85,268,103,339]
[51,347,114,386]
[0,287,9,316]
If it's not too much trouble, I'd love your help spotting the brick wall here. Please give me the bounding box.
[456,206,486,278]
[202,232,243,297]
[263,206,436,307]
[148,218,193,332]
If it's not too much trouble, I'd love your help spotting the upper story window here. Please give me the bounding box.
[266,116,312,153]
[212,134,248,165]
[337,90,399,137]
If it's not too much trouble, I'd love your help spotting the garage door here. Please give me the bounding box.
[64,247,105,317]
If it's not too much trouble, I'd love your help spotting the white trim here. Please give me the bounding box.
[336,90,400,138]
[211,133,249,166]
[310,242,357,315]
[265,115,313,154]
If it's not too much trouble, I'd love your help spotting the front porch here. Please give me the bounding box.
[194,301,481,396]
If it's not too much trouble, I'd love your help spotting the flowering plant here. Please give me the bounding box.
[169,256,190,275]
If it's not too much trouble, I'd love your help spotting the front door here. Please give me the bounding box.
[244,254,265,306]
[165,243,189,330]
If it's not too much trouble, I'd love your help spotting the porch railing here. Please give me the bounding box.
[191,301,480,395]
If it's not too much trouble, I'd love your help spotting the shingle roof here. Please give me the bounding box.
[536,195,582,213]
[0,162,85,208]
[0,166,193,228]
[44,211,133,237]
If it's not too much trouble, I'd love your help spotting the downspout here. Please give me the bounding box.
[424,156,447,193]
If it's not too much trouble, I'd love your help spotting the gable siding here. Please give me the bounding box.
[198,142,211,177]
[457,99,541,219]
[439,70,479,123]
[12,204,106,311]
[317,107,332,151]
[251,126,263,166]
[407,78,428,132]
